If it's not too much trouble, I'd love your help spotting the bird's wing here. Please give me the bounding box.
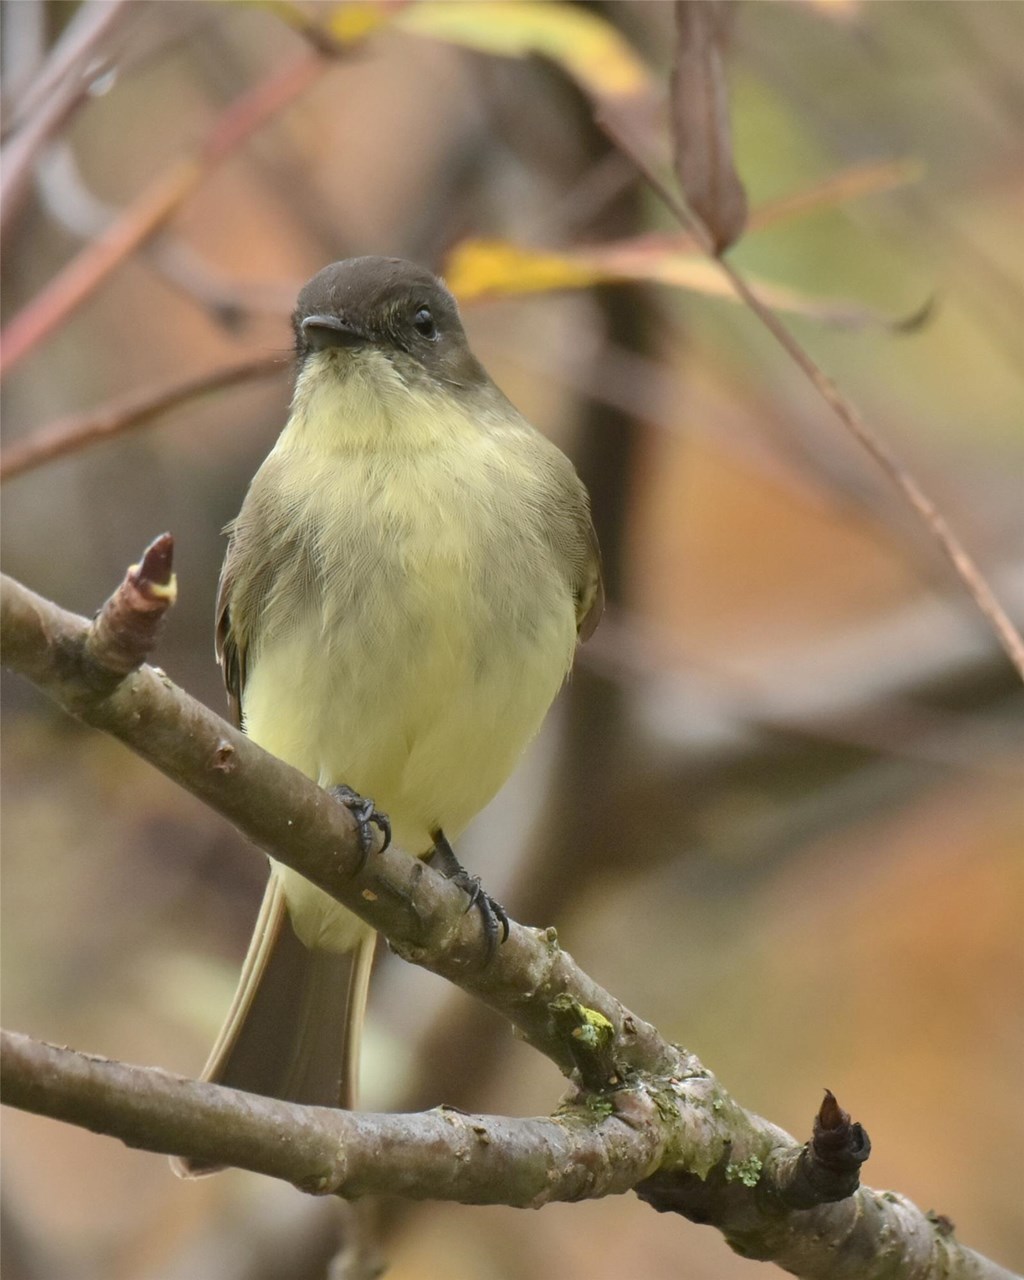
[575,518,604,642]
[214,547,244,728]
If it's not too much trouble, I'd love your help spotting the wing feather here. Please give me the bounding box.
[214,548,244,728]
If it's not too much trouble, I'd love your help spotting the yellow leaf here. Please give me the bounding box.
[328,1,394,44]
[447,238,739,304]
[446,241,602,301]
[260,0,392,45]
[395,1,652,103]
[446,238,916,331]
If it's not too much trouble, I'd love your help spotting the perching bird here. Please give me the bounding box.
[175,257,601,1173]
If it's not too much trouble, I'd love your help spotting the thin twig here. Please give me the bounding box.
[0,353,287,482]
[597,110,1024,685]
[82,533,176,680]
[0,0,138,232]
[0,51,326,379]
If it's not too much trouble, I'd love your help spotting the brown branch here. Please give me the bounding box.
[593,7,1024,686]
[0,51,327,379]
[3,1029,1014,1280]
[0,353,287,482]
[635,1162,1014,1280]
[0,1031,661,1205]
[710,249,1024,684]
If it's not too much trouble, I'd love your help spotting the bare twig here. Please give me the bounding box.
[749,157,924,233]
[33,140,297,327]
[84,533,176,676]
[0,353,287,482]
[0,50,326,379]
[767,1090,871,1211]
[0,0,138,232]
[596,102,1024,685]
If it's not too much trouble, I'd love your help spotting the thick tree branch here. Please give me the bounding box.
[3,1028,1014,1280]
[2,555,1016,1279]
[0,1031,661,1205]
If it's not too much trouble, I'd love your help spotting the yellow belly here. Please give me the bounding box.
[241,505,577,949]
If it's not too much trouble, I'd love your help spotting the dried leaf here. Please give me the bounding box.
[671,1,748,255]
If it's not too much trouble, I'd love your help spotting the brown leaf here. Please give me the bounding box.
[671,0,748,255]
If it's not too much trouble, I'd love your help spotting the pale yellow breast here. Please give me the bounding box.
[241,405,578,950]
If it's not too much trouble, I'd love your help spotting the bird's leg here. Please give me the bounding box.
[429,829,510,961]
[329,784,391,870]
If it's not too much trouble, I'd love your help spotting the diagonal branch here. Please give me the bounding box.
[0,353,287,482]
[0,0,139,234]
[0,50,327,379]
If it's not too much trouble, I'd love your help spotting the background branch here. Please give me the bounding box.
[0,0,138,234]
[593,1,1024,685]
[0,354,287,482]
[0,49,327,378]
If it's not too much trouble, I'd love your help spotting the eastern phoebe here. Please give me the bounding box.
[175,257,602,1175]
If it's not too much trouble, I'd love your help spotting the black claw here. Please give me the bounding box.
[330,785,390,869]
[429,830,510,963]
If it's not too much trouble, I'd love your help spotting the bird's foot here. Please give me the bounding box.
[330,785,391,869]
[429,830,510,962]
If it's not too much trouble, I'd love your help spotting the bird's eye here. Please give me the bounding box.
[412,306,438,340]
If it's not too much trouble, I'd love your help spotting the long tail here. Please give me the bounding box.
[172,877,375,1178]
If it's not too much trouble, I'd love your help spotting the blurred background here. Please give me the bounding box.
[2,2,1022,1278]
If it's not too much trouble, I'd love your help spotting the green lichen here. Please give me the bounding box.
[572,1015,613,1052]
[725,1155,763,1188]
[583,1095,615,1121]
[549,995,620,1088]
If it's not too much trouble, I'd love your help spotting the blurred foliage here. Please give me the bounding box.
[1,2,1022,1279]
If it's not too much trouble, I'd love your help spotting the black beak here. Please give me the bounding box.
[301,313,366,350]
